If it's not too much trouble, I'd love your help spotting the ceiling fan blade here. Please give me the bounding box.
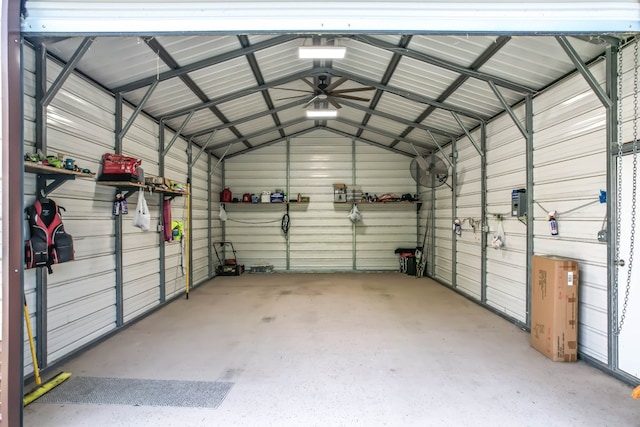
[302,77,320,91]
[331,87,376,94]
[327,97,342,110]
[271,87,314,94]
[332,94,371,102]
[304,95,319,108]
[325,76,349,92]
[275,94,313,101]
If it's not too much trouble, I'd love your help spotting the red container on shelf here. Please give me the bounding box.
[220,188,232,202]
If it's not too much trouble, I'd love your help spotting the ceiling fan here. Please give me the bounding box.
[273,75,375,109]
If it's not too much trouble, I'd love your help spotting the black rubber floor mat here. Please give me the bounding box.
[35,376,234,408]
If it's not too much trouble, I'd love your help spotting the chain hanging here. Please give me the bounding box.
[615,37,639,335]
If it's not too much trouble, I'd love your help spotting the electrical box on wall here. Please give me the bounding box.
[511,189,526,217]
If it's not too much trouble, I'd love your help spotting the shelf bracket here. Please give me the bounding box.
[39,173,76,196]
[120,188,139,200]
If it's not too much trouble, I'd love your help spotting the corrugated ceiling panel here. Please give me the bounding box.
[49,37,172,89]
[423,109,468,136]
[233,115,279,138]
[127,79,203,118]
[174,109,223,137]
[334,108,367,125]
[358,130,395,146]
[445,79,522,120]
[156,35,241,66]
[189,56,255,101]
[243,129,282,147]
[216,92,269,121]
[366,115,416,139]
[390,56,461,100]
[375,93,435,125]
[480,36,606,89]
[409,35,499,68]
[254,39,308,83]
[336,39,395,83]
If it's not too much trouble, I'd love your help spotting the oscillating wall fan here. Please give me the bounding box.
[410,154,449,188]
[273,75,374,109]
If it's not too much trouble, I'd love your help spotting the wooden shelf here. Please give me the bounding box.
[223,201,309,207]
[96,181,189,199]
[24,161,96,178]
[334,201,421,205]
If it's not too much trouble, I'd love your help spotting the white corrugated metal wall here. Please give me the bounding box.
[454,135,483,300]
[428,50,610,363]
[485,109,528,324]
[122,107,161,323]
[355,142,418,270]
[433,148,453,286]
[532,60,608,363]
[23,46,119,366]
[21,43,209,374]
[224,132,417,271]
[617,39,640,380]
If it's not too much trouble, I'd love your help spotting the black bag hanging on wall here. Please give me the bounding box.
[25,198,75,274]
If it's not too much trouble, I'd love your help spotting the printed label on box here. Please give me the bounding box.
[567,271,574,286]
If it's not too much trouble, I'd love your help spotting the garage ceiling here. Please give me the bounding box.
[36,33,617,159]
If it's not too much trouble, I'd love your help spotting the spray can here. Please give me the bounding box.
[549,211,558,236]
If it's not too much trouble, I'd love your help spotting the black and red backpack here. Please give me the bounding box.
[25,198,74,273]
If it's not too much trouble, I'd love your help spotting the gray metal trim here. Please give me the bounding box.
[354,35,534,94]
[556,36,613,109]
[4,3,25,419]
[207,153,213,278]
[286,137,291,271]
[605,45,618,369]
[34,40,48,371]
[42,36,94,107]
[187,144,193,294]
[118,79,158,140]
[163,111,194,157]
[525,94,534,327]
[480,123,488,304]
[352,137,357,271]
[488,81,528,138]
[158,120,166,303]
[451,140,457,289]
[115,93,124,327]
[191,130,216,167]
[451,111,483,157]
[114,35,299,93]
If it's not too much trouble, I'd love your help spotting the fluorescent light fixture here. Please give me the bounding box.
[306,109,338,118]
[298,46,346,59]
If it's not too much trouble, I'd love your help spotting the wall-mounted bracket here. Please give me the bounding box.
[38,173,76,196]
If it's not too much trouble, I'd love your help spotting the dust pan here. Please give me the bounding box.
[23,372,72,406]
[23,295,71,406]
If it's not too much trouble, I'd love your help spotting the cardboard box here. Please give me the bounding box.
[531,255,579,362]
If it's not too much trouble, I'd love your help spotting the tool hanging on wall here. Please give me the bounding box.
[548,211,559,236]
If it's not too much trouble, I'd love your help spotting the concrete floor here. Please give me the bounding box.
[24,273,639,426]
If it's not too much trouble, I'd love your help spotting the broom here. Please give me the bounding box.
[22,295,71,406]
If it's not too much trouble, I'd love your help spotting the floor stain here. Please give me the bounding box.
[262,316,276,323]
